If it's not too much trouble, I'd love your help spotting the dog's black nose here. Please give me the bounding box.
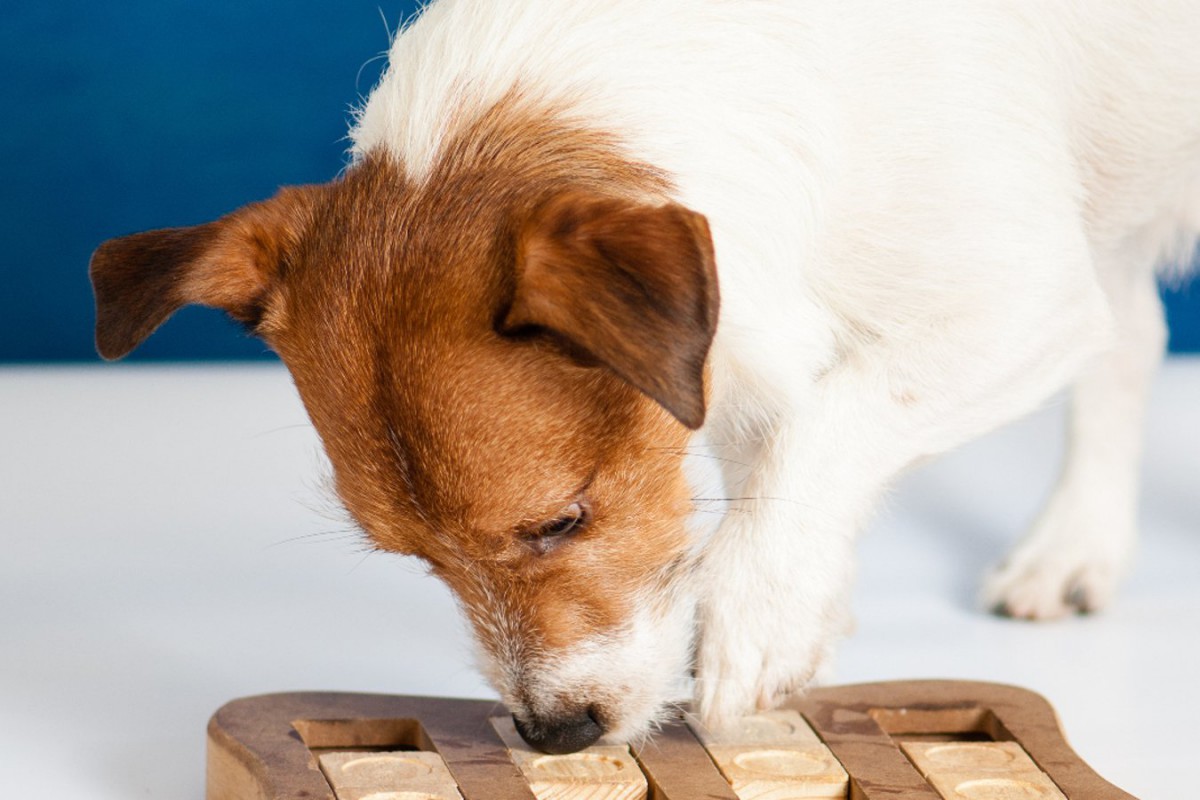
[512,709,604,754]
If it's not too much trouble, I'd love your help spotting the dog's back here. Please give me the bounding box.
[354,1,1200,314]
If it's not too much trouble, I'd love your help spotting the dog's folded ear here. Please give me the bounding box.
[89,186,316,360]
[502,191,719,429]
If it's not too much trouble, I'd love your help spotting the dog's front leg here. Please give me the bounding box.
[693,408,893,729]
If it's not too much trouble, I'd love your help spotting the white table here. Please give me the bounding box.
[2,362,1196,798]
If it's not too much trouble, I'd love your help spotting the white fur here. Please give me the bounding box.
[353,1,1200,732]
[467,565,697,743]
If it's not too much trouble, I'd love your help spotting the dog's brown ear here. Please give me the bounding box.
[89,186,317,360]
[503,191,719,429]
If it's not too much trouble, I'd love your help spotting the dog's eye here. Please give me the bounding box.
[543,504,584,536]
[523,502,588,554]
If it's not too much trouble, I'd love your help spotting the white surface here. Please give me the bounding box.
[1,361,1196,798]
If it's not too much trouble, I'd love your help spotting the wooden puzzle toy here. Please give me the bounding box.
[206,680,1137,799]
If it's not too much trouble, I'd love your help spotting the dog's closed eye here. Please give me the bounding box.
[522,501,589,555]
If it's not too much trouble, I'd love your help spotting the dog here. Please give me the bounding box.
[90,1,1200,754]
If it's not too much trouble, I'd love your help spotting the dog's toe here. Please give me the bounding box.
[1064,581,1096,614]
[989,599,1016,618]
[1061,563,1121,615]
[983,554,1121,621]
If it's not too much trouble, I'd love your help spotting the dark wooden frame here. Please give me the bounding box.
[206,680,1137,799]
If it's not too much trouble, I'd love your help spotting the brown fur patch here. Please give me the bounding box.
[90,94,712,661]
[258,99,702,652]
[89,186,318,359]
[506,190,718,429]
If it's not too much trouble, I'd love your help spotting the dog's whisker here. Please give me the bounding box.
[248,422,315,439]
[649,441,760,453]
[690,495,816,511]
[343,550,380,575]
[650,449,754,468]
[265,527,366,548]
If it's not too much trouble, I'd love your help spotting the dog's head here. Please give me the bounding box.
[90,116,719,751]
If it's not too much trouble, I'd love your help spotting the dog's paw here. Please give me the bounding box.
[694,626,823,731]
[982,511,1133,620]
[983,555,1120,619]
[693,594,849,730]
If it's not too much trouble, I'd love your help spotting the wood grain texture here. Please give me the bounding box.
[490,716,647,800]
[318,750,464,800]
[900,742,1066,800]
[706,745,849,799]
[205,681,1138,800]
[628,715,740,800]
[689,709,848,799]
[687,709,824,748]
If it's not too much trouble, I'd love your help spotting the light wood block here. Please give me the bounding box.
[686,709,823,748]
[900,742,1067,800]
[490,716,647,800]
[901,741,1041,778]
[705,745,849,799]
[925,773,1067,800]
[318,750,464,800]
[687,710,847,799]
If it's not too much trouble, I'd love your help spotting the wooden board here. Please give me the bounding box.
[205,680,1138,800]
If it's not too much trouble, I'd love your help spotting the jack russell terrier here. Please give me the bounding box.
[91,1,1200,754]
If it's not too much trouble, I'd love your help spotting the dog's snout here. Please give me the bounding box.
[512,708,604,754]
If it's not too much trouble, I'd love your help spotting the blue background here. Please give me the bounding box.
[1,1,1196,362]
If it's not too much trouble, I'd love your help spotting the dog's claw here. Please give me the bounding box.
[1065,582,1095,614]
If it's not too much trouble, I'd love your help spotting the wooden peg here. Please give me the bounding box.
[490,716,647,800]
[900,741,1067,800]
[704,745,849,799]
[318,750,464,800]
[688,710,848,799]
[686,709,823,748]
